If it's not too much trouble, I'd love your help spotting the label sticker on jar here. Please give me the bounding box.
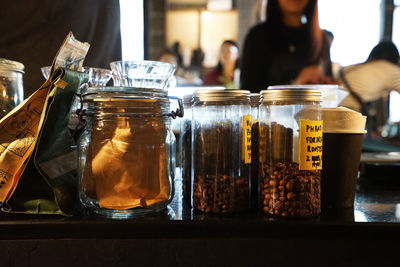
[299,120,323,170]
[241,115,252,164]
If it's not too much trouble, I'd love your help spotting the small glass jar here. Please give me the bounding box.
[0,58,24,119]
[179,94,193,201]
[259,87,322,217]
[78,87,180,218]
[192,89,251,213]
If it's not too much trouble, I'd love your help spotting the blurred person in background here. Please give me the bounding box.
[203,40,240,88]
[158,49,203,86]
[340,41,400,112]
[158,48,188,87]
[0,0,121,98]
[240,0,333,92]
[339,40,400,134]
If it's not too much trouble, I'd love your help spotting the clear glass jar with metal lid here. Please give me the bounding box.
[259,86,323,217]
[77,87,182,218]
[192,89,252,213]
[0,58,24,118]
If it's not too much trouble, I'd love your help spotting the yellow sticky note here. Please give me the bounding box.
[299,120,323,170]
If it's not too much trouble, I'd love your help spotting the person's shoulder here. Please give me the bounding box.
[360,60,399,70]
[322,29,333,37]
[322,29,334,44]
[245,22,269,39]
[249,22,268,32]
[343,60,399,78]
[370,60,400,74]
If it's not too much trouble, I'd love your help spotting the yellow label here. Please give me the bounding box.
[299,120,323,170]
[242,115,252,164]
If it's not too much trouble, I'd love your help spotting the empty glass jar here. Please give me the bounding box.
[191,89,251,213]
[259,87,323,217]
[78,87,180,218]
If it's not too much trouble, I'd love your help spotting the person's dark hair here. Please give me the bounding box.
[265,0,323,61]
[216,40,240,71]
[367,41,400,64]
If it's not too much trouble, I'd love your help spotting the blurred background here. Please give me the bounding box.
[120,0,400,124]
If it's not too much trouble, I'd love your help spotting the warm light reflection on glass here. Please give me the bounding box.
[395,204,400,219]
[354,210,368,222]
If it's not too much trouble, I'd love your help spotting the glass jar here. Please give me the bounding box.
[192,89,251,213]
[78,87,180,218]
[0,58,24,119]
[259,87,322,217]
[250,93,260,210]
[180,94,193,201]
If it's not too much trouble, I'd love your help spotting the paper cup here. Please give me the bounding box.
[321,107,366,216]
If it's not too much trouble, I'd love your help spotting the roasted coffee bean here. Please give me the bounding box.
[260,162,321,217]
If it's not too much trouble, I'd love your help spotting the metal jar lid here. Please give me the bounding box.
[193,89,250,102]
[261,86,322,103]
[0,58,25,74]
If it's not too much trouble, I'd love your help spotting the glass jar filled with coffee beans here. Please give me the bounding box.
[192,89,251,213]
[259,87,323,217]
[250,93,260,211]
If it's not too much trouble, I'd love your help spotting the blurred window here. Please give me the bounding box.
[393,0,400,55]
[319,0,381,67]
[120,0,144,60]
[389,91,400,123]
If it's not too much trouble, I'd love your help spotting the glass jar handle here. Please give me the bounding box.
[72,83,91,142]
[167,96,184,119]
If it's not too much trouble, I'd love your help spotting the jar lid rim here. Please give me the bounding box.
[194,89,250,102]
[0,58,25,73]
[261,88,322,102]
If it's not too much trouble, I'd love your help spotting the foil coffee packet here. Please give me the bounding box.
[51,32,90,76]
[0,32,89,214]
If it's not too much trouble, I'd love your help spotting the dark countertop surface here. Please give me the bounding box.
[1,161,400,266]
[1,165,400,241]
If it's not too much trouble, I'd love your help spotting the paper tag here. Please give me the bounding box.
[242,115,252,164]
[299,120,323,170]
